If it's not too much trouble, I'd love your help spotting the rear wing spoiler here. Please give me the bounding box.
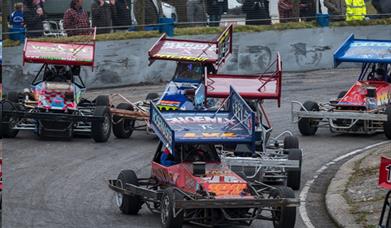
[334,34,391,67]
[148,24,233,68]
[205,53,282,107]
[150,86,255,154]
[23,27,97,68]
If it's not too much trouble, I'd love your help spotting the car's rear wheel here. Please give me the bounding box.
[91,106,111,142]
[286,149,302,190]
[384,106,391,139]
[298,101,320,136]
[113,103,135,139]
[1,102,19,138]
[160,187,184,228]
[146,92,159,101]
[116,170,143,215]
[95,95,110,106]
[283,135,299,149]
[271,186,296,228]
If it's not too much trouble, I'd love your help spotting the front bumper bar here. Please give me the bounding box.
[108,180,299,209]
[291,101,387,122]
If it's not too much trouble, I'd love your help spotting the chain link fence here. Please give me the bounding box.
[3,0,391,39]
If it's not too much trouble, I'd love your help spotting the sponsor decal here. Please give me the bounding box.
[166,116,236,125]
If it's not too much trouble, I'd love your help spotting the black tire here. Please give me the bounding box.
[95,95,110,106]
[337,91,347,99]
[115,170,143,215]
[113,103,135,139]
[1,102,19,138]
[298,101,320,136]
[146,92,159,101]
[271,186,297,228]
[160,188,184,228]
[283,136,299,149]
[286,149,302,190]
[384,106,391,139]
[91,106,111,142]
[7,91,20,103]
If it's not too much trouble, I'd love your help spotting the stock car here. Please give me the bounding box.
[1,29,112,142]
[292,35,391,138]
[204,53,303,190]
[110,25,233,138]
[108,87,299,228]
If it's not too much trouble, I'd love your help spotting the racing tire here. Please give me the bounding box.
[337,91,347,99]
[91,106,111,142]
[113,103,135,139]
[115,170,143,215]
[283,136,299,150]
[146,92,160,101]
[286,149,302,190]
[160,188,184,228]
[384,106,391,139]
[271,186,296,228]
[298,101,320,136]
[1,102,19,138]
[95,95,110,106]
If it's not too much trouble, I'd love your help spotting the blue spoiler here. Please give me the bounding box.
[150,86,256,154]
[334,34,391,67]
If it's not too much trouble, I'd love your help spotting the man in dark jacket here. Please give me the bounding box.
[242,0,271,25]
[91,0,117,34]
[112,0,131,30]
[63,0,91,36]
[23,0,47,38]
[134,0,163,25]
[207,0,226,27]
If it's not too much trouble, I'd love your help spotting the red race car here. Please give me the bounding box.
[109,88,299,228]
[292,35,391,137]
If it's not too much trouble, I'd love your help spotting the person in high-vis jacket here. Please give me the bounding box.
[345,0,366,21]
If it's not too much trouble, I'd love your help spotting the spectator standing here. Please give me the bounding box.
[8,3,25,41]
[9,3,24,29]
[134,0,163,25]
[299,0,317,21]
[278,0,294,22]
[63,0,90,36]
[91,0,116,34]
[23,0,46,37]
[187,0,207,26]
[112,0,131,30]
[345,0,366,21]
[242,0,271,25]
[324,0,346,20]
[207,0,225,27]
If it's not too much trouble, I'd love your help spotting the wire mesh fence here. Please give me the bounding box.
[3,0,391,39]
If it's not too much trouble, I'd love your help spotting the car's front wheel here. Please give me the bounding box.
[298,101,320,136]
[160,188,184,228]
[271,186,296,228]
[113,103,135,139]
[1,102,19,138]
[116,170,143,215]
[91,106,111,142]
[286,149,302,190]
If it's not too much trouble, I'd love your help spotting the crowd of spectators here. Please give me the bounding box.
[6,0,390,39]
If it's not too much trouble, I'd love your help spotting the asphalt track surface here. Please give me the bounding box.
[2,68,386,228]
